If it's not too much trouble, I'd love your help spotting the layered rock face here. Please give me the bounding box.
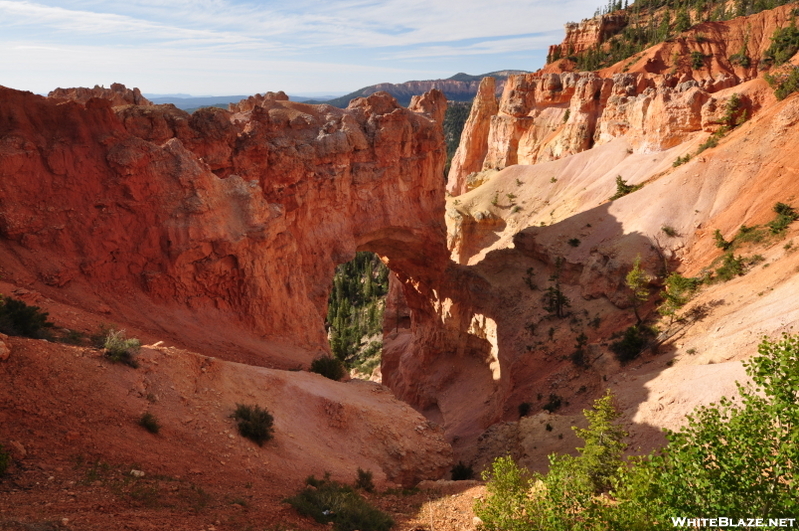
[446,78,499,195]
[0,85,448,367]
[548,13,628,60]
[449,4,796,195]
[447,71,755,194]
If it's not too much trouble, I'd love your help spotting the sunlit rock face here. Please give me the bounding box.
[0,85,449,367]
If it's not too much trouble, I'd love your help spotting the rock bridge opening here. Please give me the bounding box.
[325,251,390,379]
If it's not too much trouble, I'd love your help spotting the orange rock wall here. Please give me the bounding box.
[448,5,797,195]
[0,86,448,367]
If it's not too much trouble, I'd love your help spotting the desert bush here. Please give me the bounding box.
[138,412,161,434]
[354,468,375,492]
[286,475,393,531]
[610,325,650,363]
[609,175,642,200]
[729,51,751,68]
[103,329,141,368]
[762,22,799,67]
[661,225,678,237]
[0,444,10,476]
[451,461,474,480]
[567,238,581,247]
[542,394,562,413]
[765,66,799,100]
[697,132,722,153]
[735,223,768,244]
[768,202,798,234]
[310,356,347,381]
[713,228,731,250]
[672,154,690,166]
[690,51,705,69]
[518,402,531,417]
[714,252,744,281]
[659,272,700,320]
[232,404,274,446]
[0,296,54,339]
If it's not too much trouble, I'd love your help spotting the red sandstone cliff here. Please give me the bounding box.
[547,13,629,60]
[0,85,448,369]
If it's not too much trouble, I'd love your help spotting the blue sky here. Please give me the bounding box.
[1,0,600,97]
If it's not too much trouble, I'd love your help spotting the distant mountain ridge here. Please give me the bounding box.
[311,70,530,108]
[144,93,341,111]
[142,70,529,111]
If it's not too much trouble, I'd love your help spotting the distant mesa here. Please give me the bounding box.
[303,70,530,108]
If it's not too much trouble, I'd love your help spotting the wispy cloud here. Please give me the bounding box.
[0,0,599,94]
[386,32,564,60]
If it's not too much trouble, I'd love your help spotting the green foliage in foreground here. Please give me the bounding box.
[476,334,799,530]
[285,475,393,531]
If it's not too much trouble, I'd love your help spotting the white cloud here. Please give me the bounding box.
[386,33,564,60]
[0,0,601,94]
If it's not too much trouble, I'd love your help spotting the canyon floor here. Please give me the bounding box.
[0,285,483,531]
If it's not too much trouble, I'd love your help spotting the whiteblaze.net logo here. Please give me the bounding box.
[672,518,797,528]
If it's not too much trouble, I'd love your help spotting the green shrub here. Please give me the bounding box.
[0,444,10,476]
[690,51,705,69]
[765,66,799,100]
[735,223,768,244]
[672,154,691,167]
[659,273,701,320]
[285,475,393,531]
[103,329,141,368]
[232,404,274,446]
[610,325,650,363]
[713,228,731,250]
[697,133,721,153]
[310,356,347,381]
[354,468,375,492]
[614,334,799,525]
[762,22,799,67]
[474,456,533,531]
[0,296,54,339]
[609,175,642,200]
[476,392,628,530]
[661,225,678,237]
[729,52,751,68]
[518,402,531,417]
[768,202,798,234]
[542,394,562,413]
[451,461,474,480]
[715,252,744,281]
[138,412,160,434]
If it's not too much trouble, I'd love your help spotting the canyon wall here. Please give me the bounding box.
[547,13,629,60]
[449,4,795,195]
[0,85,449,368]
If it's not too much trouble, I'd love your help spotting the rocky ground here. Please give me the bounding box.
[0,281,464,531]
